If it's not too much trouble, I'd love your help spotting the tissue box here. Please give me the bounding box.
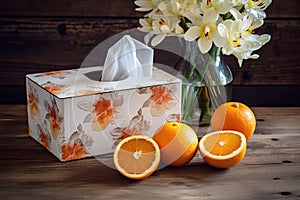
[26,66,181,161]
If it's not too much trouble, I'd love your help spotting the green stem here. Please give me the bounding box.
[199,87,211,123]
[182,44,219,123]
[182,84,201,121]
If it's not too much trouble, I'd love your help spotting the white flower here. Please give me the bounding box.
[134,0,162,12]
[229,8,263,32]
[175,23,185,34]
[228,0,243,7]
[158,0,180,16]
[158,0,202,19]
[135,0,272,67]
[201,0,232,15]
[234,34,270,66]
[182,0,202,16]
[241,0,272,19]
[246,0,272,11]
[218,18,270,66]
[138,18,153,33]
[150,15,180,46]
[184,8,225,53]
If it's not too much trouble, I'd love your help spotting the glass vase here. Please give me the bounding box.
[174,39,233,126]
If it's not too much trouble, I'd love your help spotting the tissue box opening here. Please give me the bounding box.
[26,66,181,161]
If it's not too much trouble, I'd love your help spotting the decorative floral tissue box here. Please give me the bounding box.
[26,66,181,161]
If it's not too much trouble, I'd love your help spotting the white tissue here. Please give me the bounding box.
[101,35,153,81]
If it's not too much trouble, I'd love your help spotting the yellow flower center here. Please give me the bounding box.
[244,25,254,37]
[229,32,242,48]
[248,0,265,9]
[206,0,219,11]
[199,23,215,40]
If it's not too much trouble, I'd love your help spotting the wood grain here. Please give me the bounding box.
[0,0,300,105]
[1,18,300,86]
[0,105,299,199]
[0,0,299,18]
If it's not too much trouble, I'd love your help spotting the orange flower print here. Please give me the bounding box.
[79,89,101,95]
[149,86,175,116]
[43,86,62,95]
[37,123,51,150]
[36,70,70,79]
[110,109,150,143]
[91,97,116,131]
[40,130,50,150]
[78,93,123,132]
[120,128,142,140]
[166,114,181,123]
[28,92,40,118]
[61,125,92,161]
[61,143,88,161]
[42,81,66,95]
[43,70,66,76]
[49,106,60,137]
[45,98,63,139]
[111,127,142,142]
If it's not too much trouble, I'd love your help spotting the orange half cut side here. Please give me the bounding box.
[113,135,160,180]
[199,130,247,168]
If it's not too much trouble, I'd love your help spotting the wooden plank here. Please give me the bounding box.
[5,105,299,121]
[231,85,300,107]
[0,0,139,17]
[0,18,300,86]
[0,86,27,104]
[1,85,300,106]
[0,0,299,18]
[0,106,299,199]
[0,153,299,199]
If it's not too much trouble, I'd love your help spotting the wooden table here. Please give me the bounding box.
[0,105,299,199]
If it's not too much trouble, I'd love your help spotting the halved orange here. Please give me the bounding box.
[113,135,160,180]
[199,130,247,168]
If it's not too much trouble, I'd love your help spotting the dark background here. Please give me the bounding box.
[0,0,299,106]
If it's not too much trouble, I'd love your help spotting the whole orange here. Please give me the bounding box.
[211,102,256,140]
[153,122,198,167]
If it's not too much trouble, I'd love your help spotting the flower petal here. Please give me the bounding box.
[134,0,154,10]
[184,12,202,25]
[184,26,200,41]
[218,0,232,14]
[139,18,152,32]
[144,32,153,45]
[203,8,218,22]
[175,24,184,34]
[151,33,166,46]
[258,34,271,45]
[135,7,153,12]
[213,31,226,47]
[139,18,150,27]
[222,45,234,55]
[198,38,212,54]
[230,8,243,20]
[218,23,228,37]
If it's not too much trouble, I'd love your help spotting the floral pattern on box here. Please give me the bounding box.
[61,125,93,161]
[77,93,123,131]
[44,97,64,139]
[37,121,51,150]
[26,66,181,161]
[42,81,68,96]
[140,85,177,117]
[27,86,40,119]
[110,108,150,146]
